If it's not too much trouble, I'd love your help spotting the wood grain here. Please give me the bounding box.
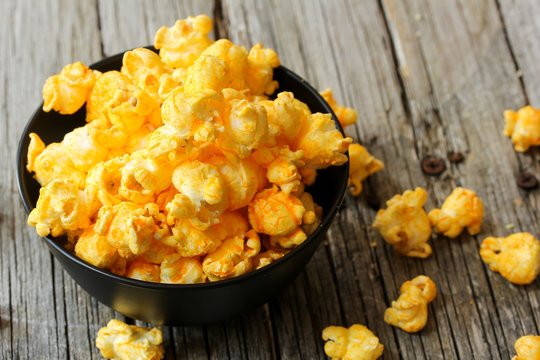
[1,0,539,359]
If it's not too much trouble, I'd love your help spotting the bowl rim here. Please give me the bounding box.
[16,47,349,290]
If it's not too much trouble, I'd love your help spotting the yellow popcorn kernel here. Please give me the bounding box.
[253,247,288,270]
[143,125,191,164]
[322,324,384,360]
[261,92,310,144]
[202,230,261,281]
[480,233,540,285]
[384,275,437,333]
[320,88,358,128]
[207,155,261,210]
[504,106,540,152]
[154,15,213,69]
[62,126,109,172]
[248,186,306,236]
[164,219,224,257]
[183,55,228,95]
[265,149,305,195]
[428,187,484,238]
[87,120,129,151]
[157,73,180,101]
[372,188,432,258]
[172,160,228,214]
[84,155,128,216]
[245,43,280,96]
[299,192,323,236]
[348,143,384,196]
[26,138,86,188]
[96,319,164,360]
[161,88,219,138]
[295,113,352,170]
[160,254,206,284]
[219,98,269,158]
[200,39,249,90]
[28,179,90,237]
[43,61,100,115]
[139,239,176,265]
[121,48,170,99]
[94,202,156,257]
[126,259,161,283]
[26,133,45,174]
[86,71,158,132]
[513,335,540,360]
[119,155,172,204]
[269,227,308,249]
[75,225,119,269]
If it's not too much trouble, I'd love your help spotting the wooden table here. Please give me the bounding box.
[1,0,539,358]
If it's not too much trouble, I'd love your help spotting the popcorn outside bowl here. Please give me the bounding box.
[16,48,349,326]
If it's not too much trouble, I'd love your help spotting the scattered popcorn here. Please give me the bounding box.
[96,319,164,360]
[348,143,384,196]
[504,105,540,152]
[322,324,384,360]
[372,188,432,258]
[480,232,540,285]
[513,335,540,360]
[42,61,101,115]
[384,275,437,333]
[319,88,357,128]
[428,187,484,238]
[28,15,351,283]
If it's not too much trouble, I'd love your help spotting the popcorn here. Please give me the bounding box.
[372,188,432,258]
[96,319,164,360]
[322,324,384,360]
[384,275,437,333]
[428,187,484,238]
[348,143,384,196]
[154,15,213,69]
[513,335,540,360]
[319,88,357,128]
[126,259,161,282]
[504,106,540,152]
[27,15,350,283]
[43,61,100,115]
[28,179,90,237]
[480,232,540,285]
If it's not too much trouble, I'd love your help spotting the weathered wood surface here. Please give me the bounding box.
[1,0,539,359]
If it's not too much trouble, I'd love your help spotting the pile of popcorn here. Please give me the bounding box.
[26,15,364,285]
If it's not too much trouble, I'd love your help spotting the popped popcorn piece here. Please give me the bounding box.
[154,15,213,68]
[513,335,540,360]
[372,188,432,258]
[121,48,170,100]
[384,275,437,333]
[96,319,164,360]
[84,155,128,216]
[119,155,172,204]
[75,225,119,269]
[262,91,310,145]
[299,192,323,236]
[319,88,357,127]
[94,202,156,257]
[252,246,288,270]
[480,233,540,285]
[504,105,540,152]
[245,43,280,96]
[126,259,161,282]
[202,230,261,281]
[322,324,384,360]
[27,179,90,237]
[159,254,205,284]
[198,39,248,91]
[62,126,109,172]
[428,187,484,238]
[43,61,100,114]
[348,143,384,196]
[248,186,305,236]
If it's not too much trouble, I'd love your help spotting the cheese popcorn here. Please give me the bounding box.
[480,233,540,285]
[154,15,213,69]
[348,143,384,196]
[96,319,164,360]
[372,188,432,258]
[384,275,437,333]
[513,335,540,360]
[27,15,350,283]
[43,61,100,115]
[320,88,357,128]
[504,106,540,152]
[322,324,384,360]
[428,187,484,238]
[28,179,90,237]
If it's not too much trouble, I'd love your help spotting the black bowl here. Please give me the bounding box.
[16,48,349,325]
